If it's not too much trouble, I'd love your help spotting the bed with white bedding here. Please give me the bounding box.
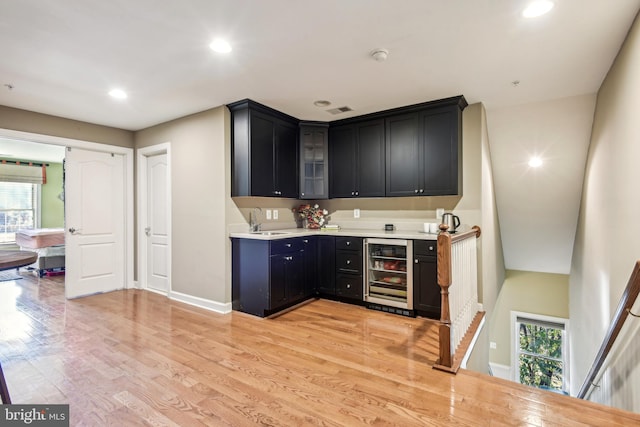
[15,228,65,277]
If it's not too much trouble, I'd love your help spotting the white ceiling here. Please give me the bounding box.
[1,1,639,275]
[0,0,638,131]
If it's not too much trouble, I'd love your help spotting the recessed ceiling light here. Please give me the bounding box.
[109,88,127,100]
[523,1,554,18]
[314,100,331,107]
[528,157,543,167]
[210,38,232,53]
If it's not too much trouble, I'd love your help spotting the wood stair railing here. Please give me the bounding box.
[577,260,640,399]
[433,224,482,373]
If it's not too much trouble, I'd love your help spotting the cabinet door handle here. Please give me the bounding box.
[346,283,351,289]
[429,246,434,251]
[303,239,308,243]
[346,260,351,265]
[301,192,305,196]
[351,191,355,196]
[346,241,350,246]
[355,191,359,196]
[415,259,419,263]
[414,189,419,193]
[285,243,291,247]
[419,189,424,193]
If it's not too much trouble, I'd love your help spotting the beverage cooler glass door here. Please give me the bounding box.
[364,238,413,309]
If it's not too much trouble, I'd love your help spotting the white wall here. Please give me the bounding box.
[486,95,596,274]
[569,13,640,409]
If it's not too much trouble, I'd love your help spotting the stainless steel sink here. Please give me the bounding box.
[252,231,289,236]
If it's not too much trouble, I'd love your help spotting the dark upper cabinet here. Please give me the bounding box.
[329,119,385,198]
[386,98,465,197]
[385,113,420,197]
[299,123,329,199]
[229,99,298,198]
[420,106,462,195]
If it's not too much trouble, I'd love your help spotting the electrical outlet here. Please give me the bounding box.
[490,341,497,349]
[354,208,360,218]
[273,209,279,220]
[266,209,272,220]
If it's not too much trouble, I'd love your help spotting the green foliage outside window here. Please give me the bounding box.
[518,321,564,391]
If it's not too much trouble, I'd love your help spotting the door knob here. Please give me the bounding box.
[145,227,151,236]
[68,227,80,234]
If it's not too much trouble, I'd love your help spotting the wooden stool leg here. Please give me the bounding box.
[0,362,11,404]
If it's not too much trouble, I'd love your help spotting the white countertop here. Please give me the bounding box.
[229,227,439,241]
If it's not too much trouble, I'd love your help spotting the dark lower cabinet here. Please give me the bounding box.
[316,236,336,295]
[302,237,317,297]
[413,240,440,319]
[334,236,363,303]
[336,275,362,300]
[232,237,310,317]
[270,250,304,308]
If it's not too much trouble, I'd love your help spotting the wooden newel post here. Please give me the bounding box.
[437,224,453,369]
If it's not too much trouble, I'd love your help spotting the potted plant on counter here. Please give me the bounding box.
[294,204,328,229]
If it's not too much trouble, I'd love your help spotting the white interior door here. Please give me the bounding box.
[65,147,126,298]
[146,153,169,293]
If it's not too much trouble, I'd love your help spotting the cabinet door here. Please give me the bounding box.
[316,236,336,295]
[300,124,329,199]
[413,255,440,319]
[329,125,356,198]
[250,110,276,197]
[336,274,363,300]
[420,106,461,195]
[275,119,298,198]
[270,253,288,308]
[270,251,304,309]
[355,119,386,197]
[386,113,420,196]
[286,251,305,303]
[302,237,317,297]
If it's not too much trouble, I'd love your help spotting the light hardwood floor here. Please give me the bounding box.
[1,273,639,426]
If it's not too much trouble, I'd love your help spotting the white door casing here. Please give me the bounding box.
[137,143,171,294]
[65,147,126,298]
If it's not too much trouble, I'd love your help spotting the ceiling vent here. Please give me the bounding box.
[327,106,353,115]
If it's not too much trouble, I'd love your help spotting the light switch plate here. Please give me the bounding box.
[266,209,272,220]
[273,209,279,220]
[490,341,497,349]
[353,208,360,218]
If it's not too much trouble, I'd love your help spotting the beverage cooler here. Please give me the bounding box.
[364,238,414,316]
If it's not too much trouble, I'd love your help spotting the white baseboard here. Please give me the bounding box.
[489,362,512,381]
[169,290,232,314]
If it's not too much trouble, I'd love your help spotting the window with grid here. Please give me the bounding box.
[0,182,38,243]
[514,314,569,393]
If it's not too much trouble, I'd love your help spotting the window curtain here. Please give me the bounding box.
[0,163,46,184]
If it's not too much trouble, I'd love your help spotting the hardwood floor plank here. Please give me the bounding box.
[1,274,639,426]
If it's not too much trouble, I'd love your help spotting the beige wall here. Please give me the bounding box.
[489,270,569,369]
[136,106,242,305]
[0,105,134,148]
[478,103,505,317]
[569,12,640,408]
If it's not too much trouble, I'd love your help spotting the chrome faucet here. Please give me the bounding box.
[249,207,262,232]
